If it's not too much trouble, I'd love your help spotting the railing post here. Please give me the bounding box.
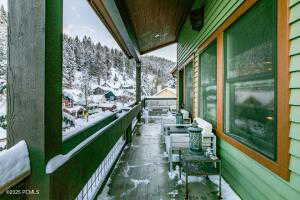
[126,125,132,144]
[135,60,142,124]
[7,0,62,198]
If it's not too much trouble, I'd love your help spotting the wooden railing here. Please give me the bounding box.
[46,103,141,199]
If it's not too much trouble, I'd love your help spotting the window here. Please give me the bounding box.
[224,0,277,160]
[199,41,217,126]
[184,63,193,114]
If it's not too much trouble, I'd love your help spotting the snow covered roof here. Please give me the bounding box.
[63,89,84,103]
[89,95,104,103]
[153,87,176,97]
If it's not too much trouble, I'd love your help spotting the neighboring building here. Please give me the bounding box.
[153,87,176,98]
[98,103,117,112]
[104,91,117,101]
[92,86,106,95]
[63,89,85,107]
[62,95,74,108]
[121,85,134,90]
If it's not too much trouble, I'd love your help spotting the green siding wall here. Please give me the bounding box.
[290,0,300,197]
[177,0,245,65]
[177,0,300,199]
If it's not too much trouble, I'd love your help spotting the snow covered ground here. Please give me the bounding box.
[63,111,114,140]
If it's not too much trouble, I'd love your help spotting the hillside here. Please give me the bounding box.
[63,34,175,102]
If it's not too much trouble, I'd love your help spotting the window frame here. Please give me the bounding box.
[183,62,193,114]
[198,40,218,126]
[223,0,278,161]
[192,0,290,180]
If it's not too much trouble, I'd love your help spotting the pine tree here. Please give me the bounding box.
[0,5,7,77]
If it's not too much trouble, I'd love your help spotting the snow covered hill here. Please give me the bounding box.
[63,34,176,100]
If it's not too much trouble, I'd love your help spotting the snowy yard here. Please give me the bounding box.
[63,111,114,139]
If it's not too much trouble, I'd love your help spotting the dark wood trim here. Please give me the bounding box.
[216,33,224,134]
[276,0,290,180]
[89,0,140,60]
[196,0,290,180]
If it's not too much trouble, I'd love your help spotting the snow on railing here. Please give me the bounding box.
[0,140,31,194]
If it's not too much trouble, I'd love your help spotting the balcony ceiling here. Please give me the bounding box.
[89,0,194,59]
[116,0,194,54]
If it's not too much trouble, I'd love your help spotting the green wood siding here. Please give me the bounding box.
[291,0,300,7]
[290,37,300,56]
[220,140,300,200]
[289,2,300,196]
[290,89,300,105]
[290,54,300,72]
[290,20,300,39]
[177,0,300,199]
[177,0,245,65]
[290,2,300,23]
[290,122,300,140]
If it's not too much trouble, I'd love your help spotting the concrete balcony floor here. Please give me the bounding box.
[98,122,239,200]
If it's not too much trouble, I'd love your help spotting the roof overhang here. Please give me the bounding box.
[88,0,195,60]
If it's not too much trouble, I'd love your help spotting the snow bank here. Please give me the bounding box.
[0,140,30,194]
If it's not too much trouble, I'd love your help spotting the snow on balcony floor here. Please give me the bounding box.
[97,122,240,200]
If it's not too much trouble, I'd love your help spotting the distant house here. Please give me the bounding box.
[63,95,74,108]
[98,103,117,112]
[104,91,117,101]
[121,85,134,90]
[63,89,85,108]
[63,105,86,118]
[92,86,106,95]
[153,87,176,97]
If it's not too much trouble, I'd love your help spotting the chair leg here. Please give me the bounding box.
[185,166,188,200]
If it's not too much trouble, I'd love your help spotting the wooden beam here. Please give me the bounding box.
[90,0,140,61]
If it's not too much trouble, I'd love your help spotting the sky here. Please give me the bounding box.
[63,0,177,62]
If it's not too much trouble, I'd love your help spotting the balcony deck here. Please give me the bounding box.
[97,121,239,199]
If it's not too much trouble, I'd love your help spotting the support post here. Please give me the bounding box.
[7,0,62,199]
[135,61,142,123]
[126,125,132,144]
